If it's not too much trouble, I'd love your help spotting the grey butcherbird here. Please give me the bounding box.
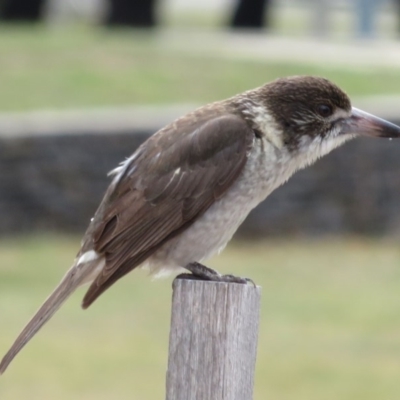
[1,76,400,373]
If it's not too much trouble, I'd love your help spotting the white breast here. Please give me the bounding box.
[146,136,298,276]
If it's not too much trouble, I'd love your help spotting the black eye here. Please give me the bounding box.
[316,104,333,117]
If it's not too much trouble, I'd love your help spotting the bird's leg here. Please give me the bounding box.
[175,262,255,285]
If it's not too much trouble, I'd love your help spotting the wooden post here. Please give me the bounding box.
[166,279,261,400]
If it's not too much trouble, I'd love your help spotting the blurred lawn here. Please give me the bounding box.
[0,236,400,399]
[1,25,400,112]
[1,20,400,400]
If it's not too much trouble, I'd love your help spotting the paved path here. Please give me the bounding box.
[160,30,400,69]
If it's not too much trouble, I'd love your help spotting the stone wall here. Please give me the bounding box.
[2,106,400,238]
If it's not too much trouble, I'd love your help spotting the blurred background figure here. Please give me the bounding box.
[311,0,330,37]
[0,0,160,27]
[0,0,45,21]
[395,0,400,35]
[0,0,396,39]
[355,0,378,38]
[105,0,158,27]
[230,0,272,29]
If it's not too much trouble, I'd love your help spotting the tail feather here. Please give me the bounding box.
[0,262,95,374]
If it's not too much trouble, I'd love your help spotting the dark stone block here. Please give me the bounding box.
[1,122,400,238]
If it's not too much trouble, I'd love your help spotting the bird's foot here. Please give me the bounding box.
[174,262,255,286]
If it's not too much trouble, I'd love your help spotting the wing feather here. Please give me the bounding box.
[81,114,254,308]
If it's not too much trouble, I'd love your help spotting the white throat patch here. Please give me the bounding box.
[242,103,285,150]
[295,126,355,170]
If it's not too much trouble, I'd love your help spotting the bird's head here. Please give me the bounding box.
[249,76,400,165]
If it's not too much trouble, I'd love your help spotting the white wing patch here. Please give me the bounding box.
[77,250,99,265]
[108,151,140,178]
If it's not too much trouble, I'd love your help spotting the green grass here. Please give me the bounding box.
[1,236,400,399]
[1,25,400,112]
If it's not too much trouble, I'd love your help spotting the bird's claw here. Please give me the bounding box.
[174,273,205,282]
[217,274,256,287]
[174,262,256,287]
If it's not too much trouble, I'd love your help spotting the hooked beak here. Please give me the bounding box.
[341,107,400,138]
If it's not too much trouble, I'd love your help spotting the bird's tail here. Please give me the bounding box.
[0,260,97,374]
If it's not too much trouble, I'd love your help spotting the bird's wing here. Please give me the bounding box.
[82,114,254,308]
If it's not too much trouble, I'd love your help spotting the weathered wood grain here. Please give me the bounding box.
[166,279,261,400]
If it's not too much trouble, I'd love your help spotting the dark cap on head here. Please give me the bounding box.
[263,76,351,112]
[254,76,352,148]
